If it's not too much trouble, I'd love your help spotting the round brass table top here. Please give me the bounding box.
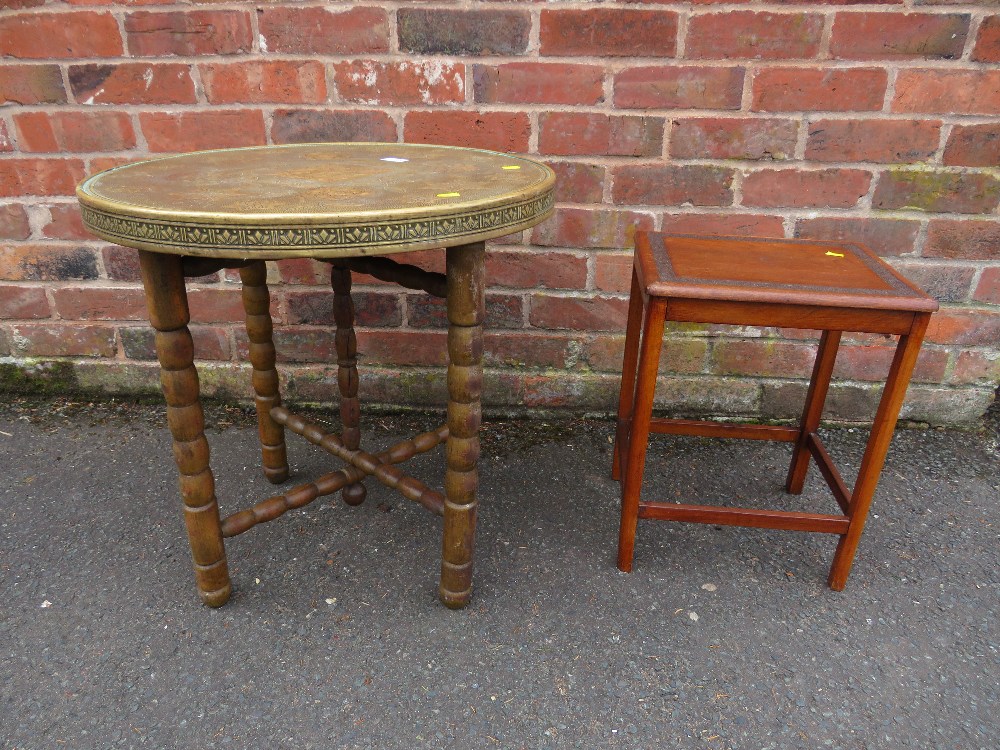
[77,143,556,259]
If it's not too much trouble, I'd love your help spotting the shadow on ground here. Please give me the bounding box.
[1,397,998,749]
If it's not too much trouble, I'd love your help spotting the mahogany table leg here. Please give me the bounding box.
[239,262,289,484]
[786,329,842,494]
[828,314,931,590]
[617,299,666,572]
[612,267,646,482]
[330,263,366,506]
[139,251,231,607]
[440,241,485,609]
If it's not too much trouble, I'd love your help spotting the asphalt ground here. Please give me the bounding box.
[1,397,998,750]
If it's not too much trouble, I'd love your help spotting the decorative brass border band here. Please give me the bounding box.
[81,191,555,257]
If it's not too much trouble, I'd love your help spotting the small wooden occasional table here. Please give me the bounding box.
[613,233,938,590]
[77,143,555,608]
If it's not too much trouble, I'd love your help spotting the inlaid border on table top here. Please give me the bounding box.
[80,191,555,259]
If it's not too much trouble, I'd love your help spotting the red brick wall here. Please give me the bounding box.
[1,1,998,425]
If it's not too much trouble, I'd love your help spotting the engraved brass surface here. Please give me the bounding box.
[77,143,556,258]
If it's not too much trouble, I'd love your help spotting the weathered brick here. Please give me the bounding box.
[943,124,1000,168]
[886,260,975,303]
[805,119,941,163]
[539,8,678,57]
[69,63,195,105]
[354,330,448,367]
[893,70,1000,115]
[584,336,708,375]
[687,12,824,60]
[0,158,85,197]
[0,204,31,240]
[0,122,10,153]
[140,111,266,152]
[833,344,948,383]
[925,310,1000,346]
[924,219,1000,261]
[187,288,248,323]
[831,12,969,59]
[612,165,734,207]
[973,267,1000,305]
[0,12,122,58]
[0,65,66,104]
[950,350,1000,386]
[404,111,530,152]
[546,162,605,204]
[121,325,231,362]
[594,252,632,294]
[271,109,397,144]
[14,111,136,153]
[661,213,786,238]
[40,204,89,240]
[407,293,523,329]
[258,6,388,55]
[8,323,116,358]
[101,246,141,282]
[671,117,798,160]
[0,286,50,319]
[275,258,327,285]
[284,290,402,327]
[51,287,147,321]
[398,8,529,56]
[751,67,887,112]
[539,113,663,157]
[483,332,573,370]
[973,15,1000,62]
[334,61,464,106]
[711,339,816,378]
[529,294,628,332]
[201,61,327,104]
[531,208,654,249]
[0,244,98,282]
[473,63,604,106]
[486,249,587,291]
[742,169,872,209]
[873,170,1000,214]
[125,10,252,56]
[615,66,744,109]
[794,217,919,256]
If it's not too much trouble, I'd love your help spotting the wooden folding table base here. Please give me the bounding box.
[612,233,938,590]
[139,247,484,608]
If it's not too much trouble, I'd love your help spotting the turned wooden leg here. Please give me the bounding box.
[330,263,366,506]
[828,314,930,591]
[440,241,485,609]
[612,267,645,482]
[240,261,289,484]
[139,251,231,607]
[786,329,842,494]
[617,299,666,573]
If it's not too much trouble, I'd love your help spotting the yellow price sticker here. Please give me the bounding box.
[825,251,845,258]
[501,165,521,170]
[436,192,461,198]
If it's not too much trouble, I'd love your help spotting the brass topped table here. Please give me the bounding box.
[77,143,555,608]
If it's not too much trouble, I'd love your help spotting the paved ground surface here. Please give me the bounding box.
[1,396,998,750]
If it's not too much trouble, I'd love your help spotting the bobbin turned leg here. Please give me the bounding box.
[139,251,231,607]
[440,241,485,609]
[330,263,366,506]
[240,261,289,484]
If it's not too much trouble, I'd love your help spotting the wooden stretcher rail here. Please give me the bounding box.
[272,407,448,515]
[637,501,850,534]
[648,418,800,442]
[806,433,852,514]
[221,465,361,537]
[324,256,447,297]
